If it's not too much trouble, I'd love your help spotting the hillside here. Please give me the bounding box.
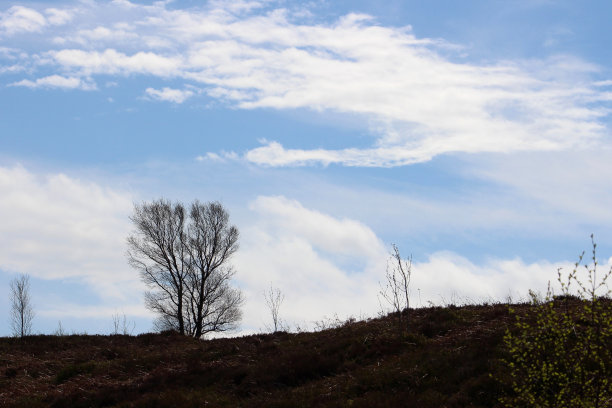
[1,303,519,407]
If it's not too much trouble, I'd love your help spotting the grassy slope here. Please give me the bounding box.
[0,303,518,408]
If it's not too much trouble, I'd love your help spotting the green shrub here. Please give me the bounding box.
[499,236,612,407]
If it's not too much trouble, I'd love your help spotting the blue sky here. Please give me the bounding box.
[1,0,611,336]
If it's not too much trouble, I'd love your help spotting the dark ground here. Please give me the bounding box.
[1,303,523,407]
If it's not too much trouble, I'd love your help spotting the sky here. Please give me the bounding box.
[1,0,612,337]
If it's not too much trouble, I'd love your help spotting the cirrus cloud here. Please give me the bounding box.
[145,86,194,103]
[11,74,96,90]
[1,0,610,167]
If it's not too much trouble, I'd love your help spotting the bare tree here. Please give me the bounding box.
[9,274,35,338]
[379,244,412,330]
[127,199,243,338]
[264,283,284,332]
[184,201,242,337]
[127,199,189,334]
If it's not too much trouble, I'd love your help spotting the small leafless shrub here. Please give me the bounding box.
[263,283,285,332]
[379,244,411,331]
[54,321,66,336]
[112,312,135,335]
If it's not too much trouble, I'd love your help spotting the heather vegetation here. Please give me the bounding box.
[2,239,611,407]
[1,303,511,407]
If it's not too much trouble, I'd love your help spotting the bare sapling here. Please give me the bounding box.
[264,283,285,332]
[379,244,412,331]
[112,312,136,335]
[9,274,35,338]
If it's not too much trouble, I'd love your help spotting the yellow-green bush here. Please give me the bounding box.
[500,236,612,407]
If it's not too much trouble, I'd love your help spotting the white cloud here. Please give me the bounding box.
[39,303,151,319]
[466,148,612,226]
[73,26,138,44]
[49,48,183,77]
[0,172,601,335]
[234,195,589,333]
[0,45,22,58]
[196,151,239,162]
[236,195,388,331]
[245,141,441,167]
[412,253,557,305]
[44,8,73,26]
[0,165,138,300]
[0,63,24,74]
[11,75,96,90]
[0,5,72,36]
[145,86,194,103]
[249,196,386,258]
[2,1,609,167]
[0,6,46,35]
[411,250,612,306]
[208,0,269,14]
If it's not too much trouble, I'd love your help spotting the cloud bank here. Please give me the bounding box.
[0,165,604,334]
[235,195,598,333]
[1,1,610,166]
[0,165,138,300]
